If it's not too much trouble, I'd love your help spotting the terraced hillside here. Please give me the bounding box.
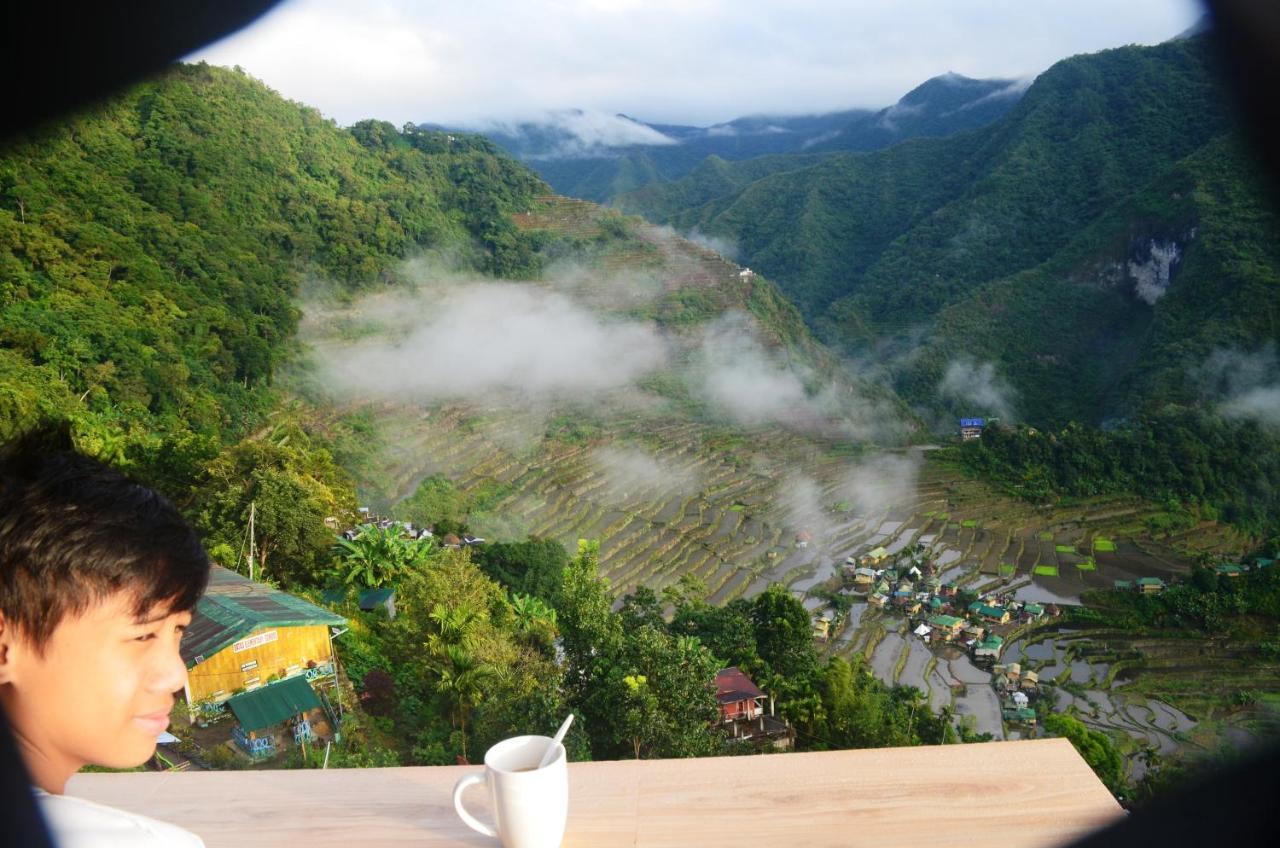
[299,192,1247,766]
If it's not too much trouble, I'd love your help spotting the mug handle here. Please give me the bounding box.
[452,772,498,838]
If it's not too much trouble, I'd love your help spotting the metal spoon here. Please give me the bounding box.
[537,714,574,769]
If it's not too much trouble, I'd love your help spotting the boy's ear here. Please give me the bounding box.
[0,613,19,685]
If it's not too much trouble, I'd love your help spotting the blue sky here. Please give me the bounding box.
[188,0,1205,127]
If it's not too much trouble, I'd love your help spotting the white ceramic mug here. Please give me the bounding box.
[452,734,568,848]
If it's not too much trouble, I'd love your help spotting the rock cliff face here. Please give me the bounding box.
[1127,234,1189,305]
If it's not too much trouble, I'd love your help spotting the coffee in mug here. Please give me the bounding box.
[452,735,568,848]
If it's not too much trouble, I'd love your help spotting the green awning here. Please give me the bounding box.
[358,587,395,607]
[227,676,322,733]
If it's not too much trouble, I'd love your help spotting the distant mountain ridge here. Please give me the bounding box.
[618,36,1280,430]
[424,72,1026,202]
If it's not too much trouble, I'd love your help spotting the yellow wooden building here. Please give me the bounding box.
[179,565,346,720]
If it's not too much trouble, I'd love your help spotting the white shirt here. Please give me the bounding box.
[34,788,205,848]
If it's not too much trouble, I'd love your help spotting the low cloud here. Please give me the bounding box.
[875,100,923,132]
[694,312,909,442]
[684,227,739,261]
[835,452,921,517]
[306,277,668,404]
[776,471,833,544]
[938,357,1016,421]
[1194,344,1280,430]
[591,446,701,504]
[957,74,1036,110]
[697,313,829,430]
[486,109,676,158]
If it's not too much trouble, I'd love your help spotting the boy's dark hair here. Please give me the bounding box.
[0,424,210,651]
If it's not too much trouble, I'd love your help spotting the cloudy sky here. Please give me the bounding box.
[188,0,1204,127]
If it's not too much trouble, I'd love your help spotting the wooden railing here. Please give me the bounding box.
[67,738,1121,847]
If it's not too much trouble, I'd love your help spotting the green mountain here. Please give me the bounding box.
[0,62,544,480]
[621,37,1279,428]
[0,61,916,592]
[442,73,1023,203]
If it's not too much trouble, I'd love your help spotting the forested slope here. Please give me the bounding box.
[623,38,1277,428]
[0,62,544,487]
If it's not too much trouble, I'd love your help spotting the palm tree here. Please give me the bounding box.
[434,645,496,763]
[509,593,558,650]
[427,601,480,655]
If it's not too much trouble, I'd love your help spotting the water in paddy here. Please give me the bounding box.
[869,632,906,680]
[1022,640,1059,662]
[790,556,837,593]
[1069,660,1097,685]
[954,686,1004,739]
[1013,582,1082,606]
[936,549,961,566]
[928,669,952,711]
[899,639,932,691]
[885,530,917,555]
[948,654,994,685]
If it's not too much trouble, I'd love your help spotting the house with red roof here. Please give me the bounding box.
[713,667,792,749]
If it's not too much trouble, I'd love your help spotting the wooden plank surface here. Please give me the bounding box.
[67,738,1122,847]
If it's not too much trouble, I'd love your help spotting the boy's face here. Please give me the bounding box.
[0,591,191,789]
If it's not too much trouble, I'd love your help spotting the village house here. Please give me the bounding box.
[180,565,346,758]
[860,546,889,566]
[813,609,834,642]
[939,582,958,598]
[927,614,965,641]
[868,592,888,608]
[713,667,791,750]
[1020,670,1040,691]
[1020,603,1045,623]
[959,418,985,441]
[1002,704,1037,726]
[852,566,878,587]
[1215,563,1244,578]
[1135,577,1166,594]
[913,623,932,642]
[226,676,331,760]
[973,634,1004,661]
[969,602,1010,625]
[795,530,812,549]
[962,621,986,642]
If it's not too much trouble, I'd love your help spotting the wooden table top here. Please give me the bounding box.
[67,738,1122,847]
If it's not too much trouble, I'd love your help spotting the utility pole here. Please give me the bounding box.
[247,501,257,581]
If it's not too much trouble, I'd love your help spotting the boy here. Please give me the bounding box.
[0,425,211,846]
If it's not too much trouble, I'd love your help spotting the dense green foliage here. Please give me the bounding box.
[1073,561,1280,635]
[623,38,1279,430]
[1043,713,1127,794]
[0,63,548,581]
[958,414,1280,537]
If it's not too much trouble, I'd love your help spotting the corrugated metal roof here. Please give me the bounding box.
[715,667,764,705]
[358,587,395,608]
[227,676,322,733]
[181,565,345,666]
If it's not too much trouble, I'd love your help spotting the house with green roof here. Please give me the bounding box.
[927,614,965,641]
[1214,564,1244,578]
[968,602,1010,624]
[181,564,346,714]
[974,634,1004,661]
